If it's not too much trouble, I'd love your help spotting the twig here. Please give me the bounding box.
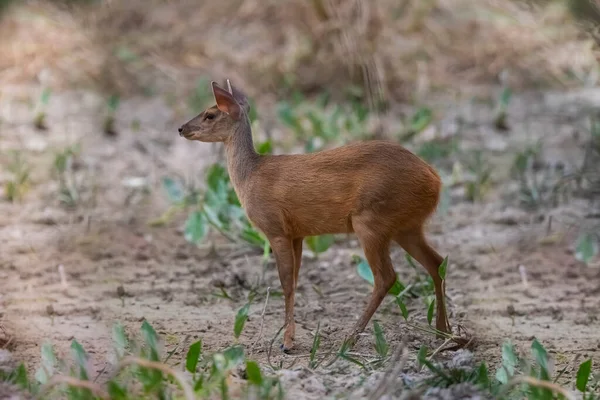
[267,324,285,370]
[251,286,271,351]
[37,376,109,400]
[115,356,195,400]
[419,337,452,372]
[366,340,408,400]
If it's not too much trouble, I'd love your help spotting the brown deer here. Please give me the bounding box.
[178,80,450,352]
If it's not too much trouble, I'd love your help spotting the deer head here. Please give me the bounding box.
[178,80,250,142]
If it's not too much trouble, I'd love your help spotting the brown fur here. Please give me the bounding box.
[179,80,451,351]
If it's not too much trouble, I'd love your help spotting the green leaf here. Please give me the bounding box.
[405,253,419,269]
[184,211,208,244]
[8,364,30,390]
[499,87,512,108]
[389,279,405,296]
[410,107,433,133]
[234,303,250,339]
[309,322,321,368]
[70,340,89,380]
[373,321,388,358]
[34,343,57,384]
[417,345,428,369]
[576,359,592,392]
[306,235,335,255]
[140,320,160,361]
[427,298,435,325]
[245,361,263,385]
[438,256,448,280]
[112,323,128,358]
[107,381,128,400]
[247,98,258,124]
[162,177,185,204]
[495,341,518,384]
[476,363,490,388]
[40,88,52,106]
[575,233,598,265]
[356,257,374,285]
[256,140,273,155]
[107,94,120,112]
[531,339,550,380]
[186,340,202,374]
[356,256,404,295]
[223,345,245,368]
[396,297,409,320]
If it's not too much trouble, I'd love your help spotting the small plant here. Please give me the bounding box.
[464,150,492,202]
[493,86,512,131]
[53,145,82,208]
[415,339,597,399]
[575,232,599,265]
[400,106,433,141]
[33,87,51,130]
[3,150,30,202]
[305,234,335,257]
[188,76,213,113]
[103,94,120,136]
[154,163,267,250]
[276,95,370,153]
[1,321,284,400]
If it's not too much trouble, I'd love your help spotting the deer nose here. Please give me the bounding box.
[178,127,183,136]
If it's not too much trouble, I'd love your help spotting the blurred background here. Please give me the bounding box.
[1,0,600,399]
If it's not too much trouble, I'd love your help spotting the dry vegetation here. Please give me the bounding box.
[1,0,600,399]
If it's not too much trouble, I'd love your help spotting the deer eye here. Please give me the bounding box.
[205,114,215,121]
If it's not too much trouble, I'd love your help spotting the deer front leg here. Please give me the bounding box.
[269,236,296,353]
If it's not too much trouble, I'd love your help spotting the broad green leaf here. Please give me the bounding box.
[223,345,245,368]
[245,361,263,385]
[531,339,550,380]
[107,94,120,112]
[477,363,490,387]
[356,256,404,295]
[10,364,29,390]
[356,257,374,286]
[495,341,518,384]
[417,345,428,369]
[248,98,258,123]
[256,140,273,155]
[438,256,448,280]
[40,88,52,106]
[427,298,435,325]
[575,233,598,265]
[107,381,128,400]
[186,340,202,374]
[112,323,128,358]
[306,235,335,255]
[410,107,433,133]
[141,320,160,361]
[373,321,388,358]
[162,177,185,203]
[396,297,409,320]
[576,359,592,392]
[184,211,208,244]
[234,303,250,339]
[499,87,512,108]
[34,343,57,384]
[70,340,89,380]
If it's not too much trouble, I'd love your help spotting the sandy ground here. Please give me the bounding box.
[1,83,599,398]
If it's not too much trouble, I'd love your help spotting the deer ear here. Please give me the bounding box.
[226,80,250,113]
[212,81,241,120]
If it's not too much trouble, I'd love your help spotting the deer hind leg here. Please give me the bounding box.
[346,218,396,347]
[394,230,451,335]
[269,236,297,352]
[292,238,303,289]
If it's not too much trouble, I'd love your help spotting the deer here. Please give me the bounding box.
[178,80,451,352]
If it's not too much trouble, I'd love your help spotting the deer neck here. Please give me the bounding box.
[224,117,259,203]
